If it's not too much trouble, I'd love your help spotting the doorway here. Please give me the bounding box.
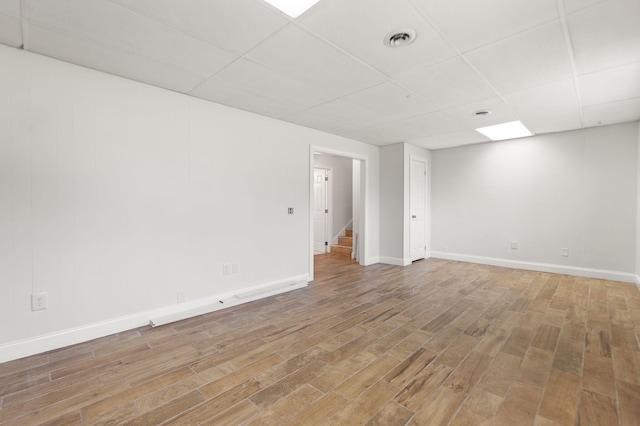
[310,148,367,281]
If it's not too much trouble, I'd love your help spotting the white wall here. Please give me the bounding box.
[636,120,640,285]
[432,123,638,281]
[314,154,352,241]
[380,144,404,263]
[0,45,380,358]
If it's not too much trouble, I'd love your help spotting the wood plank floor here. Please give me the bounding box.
[1,255,639,425]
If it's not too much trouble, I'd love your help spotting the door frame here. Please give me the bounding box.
[409,155,428,262]
[309,146,368,281]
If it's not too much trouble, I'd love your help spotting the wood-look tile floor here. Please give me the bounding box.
[1,255,640,425]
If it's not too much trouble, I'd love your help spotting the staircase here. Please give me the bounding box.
[331,229,353,258]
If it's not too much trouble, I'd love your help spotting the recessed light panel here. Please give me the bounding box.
[263,0,321,18]
[475,120,533,141]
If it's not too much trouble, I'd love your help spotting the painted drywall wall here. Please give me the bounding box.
[379,144,404,263]
[636,120,640,285]
[432,123,638,280]
[314,154,353,242]
[0,45,381,356]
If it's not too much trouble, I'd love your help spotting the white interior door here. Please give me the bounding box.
[410,159,426,261]
[313,168,329,254]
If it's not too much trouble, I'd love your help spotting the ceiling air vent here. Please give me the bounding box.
[384,29,416,47]
[473,110,492,117]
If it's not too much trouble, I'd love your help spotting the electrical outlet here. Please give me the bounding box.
[561,248,569,257]
[31,293,48,311]
[223,263,232,276]
[511,241,518,250]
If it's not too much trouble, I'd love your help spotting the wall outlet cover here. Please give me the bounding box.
[31,293,48,311]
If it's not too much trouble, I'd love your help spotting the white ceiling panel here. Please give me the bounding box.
[342,83,438,121]
[395,57,497,109]
[299,0,455,77]
[298,99,392,129]
[0,12,22,47]
[504,78,583,134]
[191,81,300,119]
[0,0,636,149]
[190,58,333,111]
[465,22,573,94]
[26,24,207,93]
[408,130,490,150]
[0,0,19,15]
[24,0,238,77]
[568,0,640,74]
[285,110,364,138]
[394,111,469,138]
[583,97,640,127]
[578,61,640,106]
[411,0,558,52]
[245,24,386,97]
[562,0,607,14]
[444,97,520,128]
[110,0,289,55]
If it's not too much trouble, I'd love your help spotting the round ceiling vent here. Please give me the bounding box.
[384,29,417,47]
[473,110,492,116]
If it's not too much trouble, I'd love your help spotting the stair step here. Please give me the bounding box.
[338,236,353,247]
[345,229,353,237]
[331,245,352,257]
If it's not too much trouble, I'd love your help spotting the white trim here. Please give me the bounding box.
[365,256,380,266]
[431,252,636,283]
[0,275,309,364]
[379,256,412,266]
[635,274,640,290]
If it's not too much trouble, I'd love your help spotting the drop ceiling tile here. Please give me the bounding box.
[408,130,490,150]
[0,12,22,47]
[191,81,299,119]
[401,111,469,137]
[465,21,573,94]
[299,99,392,128]
[504,78,583,134]
[563,0,607,14]
[299,0,455,77]
[342,82,438,121]
[26,24,207,93]
[411,0,558,52]
[284,110,364,138]
[245,24,386,98]
[444,97,519,128]
[395,57,497,109]
[110,0,289,55]
[0,0,20,15]
[190,58,334,111]
[24,0,238,77]
[568,0,640,74]
[578,61,640,106]
[583,97,640,127]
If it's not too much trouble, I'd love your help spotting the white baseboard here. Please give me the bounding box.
[0,275,309,364]
[379,256,412,266]
[635,275,640,290]
[430,252,637,283]
[365,256,380,266]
